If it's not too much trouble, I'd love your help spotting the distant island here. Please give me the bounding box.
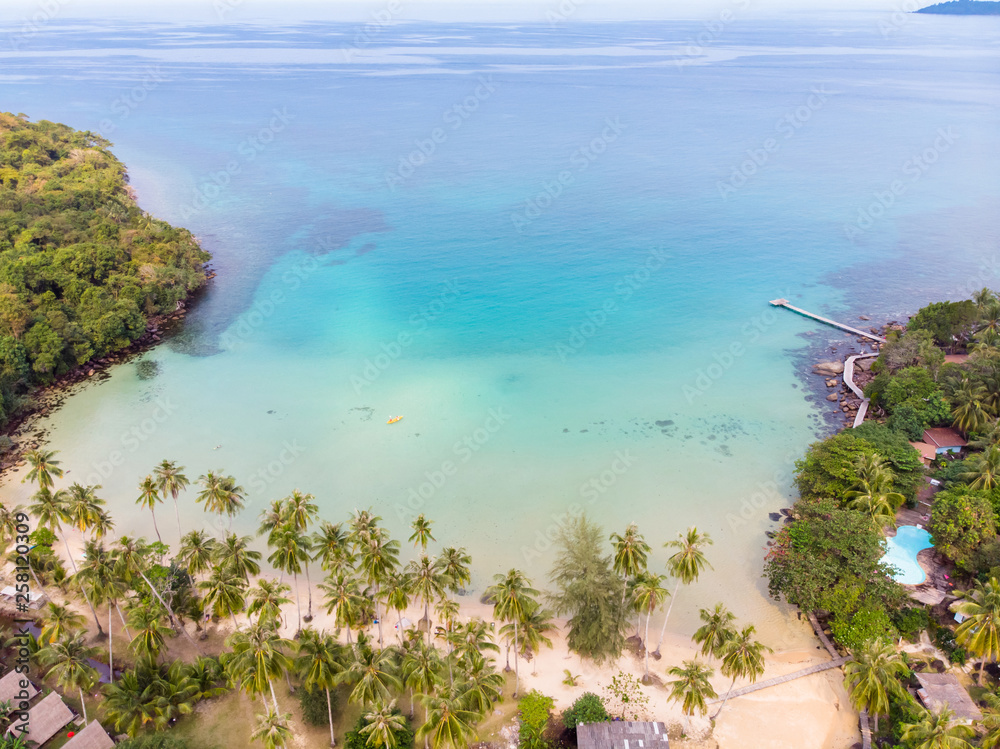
[916,0,1000,14]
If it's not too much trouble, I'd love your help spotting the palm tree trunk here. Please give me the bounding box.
[135,567,202,653]
[173,499,182,545]
[62,533,104,635]
[150,508,162,545]
[108,607,114,684]
[326,687,336,746]
[424,599,431,646]
[374,583,384,647]
[79,686,88,723]
[513,619,520,697]
[269,679,280,712]
[873,713,879,734]
[711,677,738,720]
[396,609,404,647]
[305,562,313,620]
[116,603,132,639]
[644,609,652,680]
[293,571,302,634]
[654,579,681,656]
[981,657,986,685]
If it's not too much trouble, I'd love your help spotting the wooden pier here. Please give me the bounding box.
[769,299,886,343]
[705,656,848,704]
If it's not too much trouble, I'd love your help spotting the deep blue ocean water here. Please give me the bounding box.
[1,13,998,642]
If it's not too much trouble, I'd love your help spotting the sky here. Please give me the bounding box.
[0,0,924,24]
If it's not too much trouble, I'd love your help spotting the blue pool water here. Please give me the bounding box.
[883,526,934,585]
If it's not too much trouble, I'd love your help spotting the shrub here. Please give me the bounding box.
[830,606,897,651]
[934,628,967,665]
[519,690,555,749]
[298,684,335,727]
[928,485,997,569]
[562,692,610,730]
[891,607,930,642]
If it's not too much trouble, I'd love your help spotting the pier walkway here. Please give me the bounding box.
[769,299,886,343]
[844,353,879,427]
[705,656,848,704]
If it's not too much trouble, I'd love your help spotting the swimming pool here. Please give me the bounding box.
[882,526,934,585]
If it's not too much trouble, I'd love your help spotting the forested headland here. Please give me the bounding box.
[0,112,209,429]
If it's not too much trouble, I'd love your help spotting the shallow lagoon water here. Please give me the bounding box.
[1,15,999,645]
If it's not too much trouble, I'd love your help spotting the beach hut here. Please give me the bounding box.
[0,670,39,706]
[915,673,982,724]
[62,720,116,749]
[909,441,938,466]
[577,721,670,749]
[6,691,74,745]
[0,586,48,610]
[922,428,967,455]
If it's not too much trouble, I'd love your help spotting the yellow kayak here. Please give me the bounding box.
[387,416,403,424]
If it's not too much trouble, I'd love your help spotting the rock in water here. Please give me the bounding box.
[812,360,845,376]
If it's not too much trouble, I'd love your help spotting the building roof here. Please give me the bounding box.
[63,720,115,749]
[944,354,969,364]
[910,442,938,462]
[6,691,74,745]
[0,670,38,705]
[915,673,983,722]
[923,428,967,449]
[577,721,670,749]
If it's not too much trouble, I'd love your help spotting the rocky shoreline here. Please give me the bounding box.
[0,270,215,481]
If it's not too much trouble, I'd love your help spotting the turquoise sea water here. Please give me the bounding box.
[883,525,934,586]
[1,13,999,644]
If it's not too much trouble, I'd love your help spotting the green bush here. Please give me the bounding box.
[830,606,897,651]
[934,628,967,665]
[928,485,997,569]
[891,607,930,642]
[297,685,336,727]
[562,692,610,730]
[519,690,555,749]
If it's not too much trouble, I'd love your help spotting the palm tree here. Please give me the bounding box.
[343,636,402,707]
[258,499,289,543]
[953,576,1000,683]
[224,621,294,711]
[38,601,84,644]
[402,639,443,724]
[29,486,103,634]
[23,448,62,489]
[485,568,537,698]
[0,502,25,553]
[978,692,1000,749]
[249,580,293,628]
[313,521,354,573]
[712,624,771,718]
[135,475,164,544]
[693,603,737,659]
[358,530,401,647]
[215,532,262,582]
[284,490,319,619]
[268,526,311,634]
[153,459,189,544]
[384,572,412,646]
[952,378,991,435]
[843,639,910,733]
[418,690,479,749]
[177,529,218,582]
[251,708,294,749]
[501,602,554,677]
[296,628,345,746]
[410,514,435,551]
[127,604,173,664]
[610,523,650,623]
[456,651,504,716]
[667,660,717,732]
[38,632,99,723]
[196,471,245,527]
[320,570,364,645]
[115,536,186,637]
[899,707,975,749]
[632,572,668,680]
[63,483,106,538]
[408,554,448,646]
[360,701,409,749]
[77,539,129,679]
[200,565,248,630]
[439,547,471,597]
[846,462,904,528]
[654,527,713,657]
[961,444,1000,490]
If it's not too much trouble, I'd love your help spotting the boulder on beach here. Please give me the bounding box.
[826,393,838,401]
[812,360,845,376]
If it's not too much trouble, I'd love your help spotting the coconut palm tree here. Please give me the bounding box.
[953,576,1000,683]
[408,554,448,646]
[127,604,173,664]
[320,570,364,645]
[418,689,479,749]
[500,601,555,677]
[115,536,185,636]
[349,508,381,547]
[295,628,345,746]
[196,471,245,528]
[693,603,737,659]
[224,621,294,711]
[29,486,103,634]
[843,639,910,733]
[0,502,25,554]
[654,527,713,657]
[268,526,311,634]
[38,631,99,723]
[667,660,717,733]
[342,636,402,707]
[402,639,443,724]
[77,539,129,679]
[313,521,354,573]
[358,530,401,647]
[258,499,289,543]
[360,701,409,749]
[409,514,435,551]
[384,572,412,646]
[215,532,262,582]
[899,707,976,749]
[485,568,537,698]
[64,483,106,539]
[952,378,991,435]
[248,580,293,629]
[23,448,62,489]
[177,530,218,583]
[610,523,650,621]
[284,490,319,619]
[452,619,500,665]
[960,444,1000,490]
[978,692,1000,749]
[439,547,471,597]
[456,651,504,716]
[135,475,164,545]
[200,565,248,630]
[846,462,904,528]
[38,601,84,645]
[153,459,189,544]
[251,708,294,749]
[632,572,668,680]
[712,624,771,718]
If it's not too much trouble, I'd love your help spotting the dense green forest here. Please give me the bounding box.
[916,0,1000,14]
[0,112,209,426]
